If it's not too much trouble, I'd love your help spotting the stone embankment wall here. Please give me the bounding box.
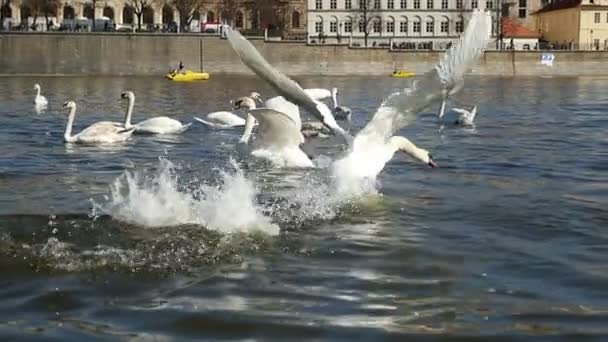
[1,33,607,76]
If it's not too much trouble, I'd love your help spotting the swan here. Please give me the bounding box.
[332,10,490,187]
[440,106,478,127]
[225,28,350,145]
[193,92,262,128]
[236,96,312,168]
[33,84,48,106]
[304,88,332,100]
[331,88,352,121]
[62,101,134,144]
[121,91,191,134]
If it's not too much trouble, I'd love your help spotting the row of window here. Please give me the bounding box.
[316,0,494,10]
[593,12,608,24]
[315,19,464,34]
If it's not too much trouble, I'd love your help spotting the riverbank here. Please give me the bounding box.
[1,32,607,76]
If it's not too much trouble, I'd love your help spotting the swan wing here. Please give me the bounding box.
[356,10,490,143]
[304,88,331,100]
[248,109,304,149]
[225,28,350,144]
[450,108,469,115]
[264,96,301,130]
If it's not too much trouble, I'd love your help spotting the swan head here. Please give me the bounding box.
[249,92,262,104]
[62,101,76,111]
[233,96,256,110]
[34,83,40,90]
[390,136,437,168]
[120,91,135,101]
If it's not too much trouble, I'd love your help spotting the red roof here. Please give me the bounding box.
[501,17,542,38]
[533,0,581,14]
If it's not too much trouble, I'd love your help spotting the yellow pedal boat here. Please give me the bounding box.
[166,70,210,81]
[391,70,416,78]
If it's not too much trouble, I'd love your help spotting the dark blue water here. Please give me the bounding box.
[1,76,607,340]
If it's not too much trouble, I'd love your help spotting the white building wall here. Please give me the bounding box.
[307,0,495,48]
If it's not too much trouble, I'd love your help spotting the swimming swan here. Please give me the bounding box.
[236,96,312,168]
[62,101,134,144]
[193,92,262,128]
[121,91,191,134]
[331,88,352,121]
[33,84,48,106]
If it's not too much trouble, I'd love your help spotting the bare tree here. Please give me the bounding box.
[356,0,374,47]
[125,0,157,30]
[173,0,203,32]
[248,0,288,35]
[218,0,238,26]
[22,0,59,30]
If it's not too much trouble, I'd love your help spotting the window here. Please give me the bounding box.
[414,0,420,8]
[388,0,394,9]
[400,21,408,33]
[441,20,448,33]
[374,0,381,9]
[292,11,300,28]
[359,20,365,32]
[330,0,337,9]
[442,0,448,9]
[400,0,407,8]
[330,21,337,32]
[593,38,600,50]
[426,21,434,33]
[345,0,352,9]
[519,0,527,18]
[413,21,421,33]
[427,0,433,8]
[387,21,394,32]
[594,12,600,23]
[472,0,478,8]
[315,0,322,9]
[345,21,352,32]
[373,20,381,32]
[456,0,463,8]
[236,11,243,28]
[315,21,323,33]
[456,20,463,33]
[486,0,493,9]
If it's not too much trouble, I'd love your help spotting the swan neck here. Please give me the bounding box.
[331,90,338,108]
[239,113,255,144]
[438,100,446,119]
[124,96,135,127]
[36,87,40,97]
[64,106,76,142]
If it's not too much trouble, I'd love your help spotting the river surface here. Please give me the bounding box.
[0,76,607,340]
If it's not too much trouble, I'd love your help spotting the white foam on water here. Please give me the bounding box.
[94,159,279,236]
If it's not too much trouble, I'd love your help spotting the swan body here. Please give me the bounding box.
[121,91,191,134]
[236,97,312,168]
[33,84,48,106]
[62,101,134,144]
[304,88,332,100]
[331,87,352,121]
[194,111,246,128]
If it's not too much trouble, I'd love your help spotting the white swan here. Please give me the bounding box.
[121,91,191,134]
[225,28,350,145]
[62,101,134,144]
[33,84,48,106]
[236,96,312,168]
[440,106,478,127]
[332,10,490,191]
[193,92,262,128]
[303,88,332,100]
[331,87,352,121]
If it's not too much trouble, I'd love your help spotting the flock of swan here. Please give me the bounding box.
[33,10,491,188]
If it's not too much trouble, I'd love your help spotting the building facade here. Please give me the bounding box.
[0,0,306,38]
[533,0,608,49]
[500,0,543,28]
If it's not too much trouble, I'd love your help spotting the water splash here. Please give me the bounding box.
[94,159,279,236]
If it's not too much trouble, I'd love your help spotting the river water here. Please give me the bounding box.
[0,76,607,340]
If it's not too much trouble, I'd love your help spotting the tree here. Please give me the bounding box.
[356,0,374,47]
[248,0,289,35]
[173,0,203,32]
[218,0,238,26]
[22,0,59,30]
[125,0,157,30]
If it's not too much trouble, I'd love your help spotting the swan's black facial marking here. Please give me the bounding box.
[62,102,69,108]
[234,99,243,109]
[120,92,128,99]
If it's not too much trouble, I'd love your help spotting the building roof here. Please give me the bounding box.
[501,17,542,38]
[532,0,582,14]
